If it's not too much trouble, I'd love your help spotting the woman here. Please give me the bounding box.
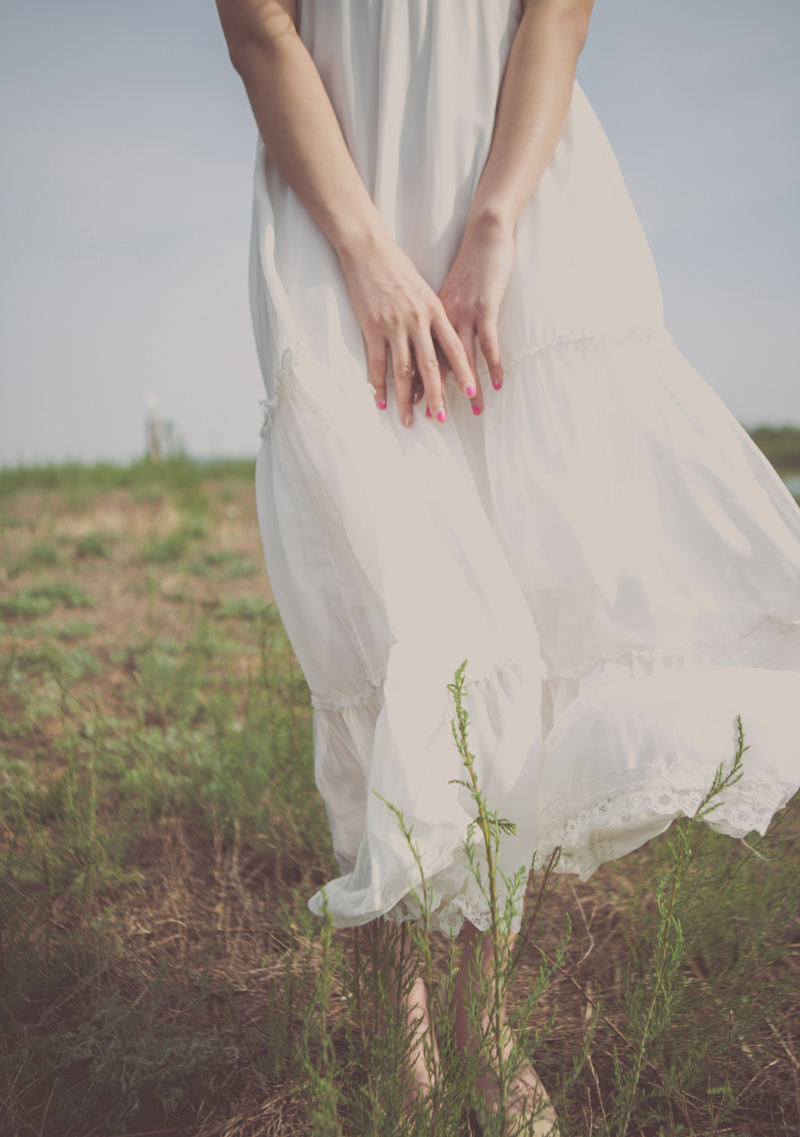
[215,0,800,1127]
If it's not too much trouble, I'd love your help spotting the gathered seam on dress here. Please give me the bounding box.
[261,330,668,432]
[260,346,310,437]
[309,655,541,714]
[443,326,666,387]
[309,612,800,713]
[543,608,800,683]
[311,682,384,712]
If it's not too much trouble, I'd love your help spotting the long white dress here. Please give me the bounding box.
[249,0,800,935]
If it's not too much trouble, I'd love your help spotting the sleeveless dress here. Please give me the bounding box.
[249,0,800,935]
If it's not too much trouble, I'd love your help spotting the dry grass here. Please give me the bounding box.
[1,460,799,1136]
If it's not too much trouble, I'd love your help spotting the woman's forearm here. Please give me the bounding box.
[467,0,594,235]
[216,0,388,260]
[216,0,475,423]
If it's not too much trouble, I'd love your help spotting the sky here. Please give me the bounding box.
[0,0,798,467]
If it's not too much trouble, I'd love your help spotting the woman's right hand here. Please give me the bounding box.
[338,229,476,427]
[217,0,474,425]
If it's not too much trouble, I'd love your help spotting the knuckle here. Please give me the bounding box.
[479,335,499,362]
[439,299,455,325]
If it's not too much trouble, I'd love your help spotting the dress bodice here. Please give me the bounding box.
[296,0,524,286]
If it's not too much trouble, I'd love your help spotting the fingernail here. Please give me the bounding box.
[412,390,422,404]
[466,385,476,397]
[472,404,483,416]
[425,406,432,418]
[404,412,414,427]
[492,379,502,391]
[437,409,446,423]
[378,398,387,409]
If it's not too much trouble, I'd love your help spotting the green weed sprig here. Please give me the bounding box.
[612,715,749,1136]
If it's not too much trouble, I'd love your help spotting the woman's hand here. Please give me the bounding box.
[438,213,515,413]
[338,229,476,426]
[216,0,474,427]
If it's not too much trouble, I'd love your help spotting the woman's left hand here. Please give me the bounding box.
[436,213,515,414]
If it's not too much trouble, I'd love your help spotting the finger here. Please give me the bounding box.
[366,335,388,410]
[412,330,446,423]
[434,339,448,386]
[477,315,503,391]
[457,323,484,416]
[391,337,415,427]
[432,311,477,400]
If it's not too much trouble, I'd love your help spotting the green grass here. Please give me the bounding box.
[216,595,276,621]
[0,454,256,502]
[75,532,111,559]
[0,579,93,620]
[190,551,259,579]
[0,459,798,1137]
[0,602,324,1136]
[8,539,63,577]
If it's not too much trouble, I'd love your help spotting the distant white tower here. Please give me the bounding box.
[146,394,165,462]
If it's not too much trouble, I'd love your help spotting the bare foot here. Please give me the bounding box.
[454,924,557,1134]
[475,1063,556,1136]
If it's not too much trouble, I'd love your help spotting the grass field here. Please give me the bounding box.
[1,443,799,1136]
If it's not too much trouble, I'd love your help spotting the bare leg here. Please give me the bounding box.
[454,921,554,1132]
[359,920,440,1112]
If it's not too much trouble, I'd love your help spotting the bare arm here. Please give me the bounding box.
[216,0,378,259]
[215,0,474,425]
[472,0,594,233]
[440,0,595,408]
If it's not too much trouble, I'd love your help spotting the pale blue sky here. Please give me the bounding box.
[1,0,798,466]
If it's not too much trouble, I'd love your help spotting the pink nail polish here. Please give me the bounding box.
[425,406,432,418]
[437,409,446,423]
[472,404,482,416]
[492,380,502,391]
[378,398,387,409]
[466,385,476,397]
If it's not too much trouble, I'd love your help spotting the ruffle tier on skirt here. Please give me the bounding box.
[253,331,800,934]
[248,0,800,934]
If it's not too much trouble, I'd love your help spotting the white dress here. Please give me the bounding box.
[249,0,800,935]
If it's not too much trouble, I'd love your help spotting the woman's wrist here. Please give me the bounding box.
[330,207,392,266]
[463,201,517,244]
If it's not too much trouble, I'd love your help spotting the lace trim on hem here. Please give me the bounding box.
[543,609,800,683]
[538,771,796,874]
[381,847,526,937]
[309,838,528,937]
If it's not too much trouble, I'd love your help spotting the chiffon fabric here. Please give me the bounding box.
[249,0,800,935]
